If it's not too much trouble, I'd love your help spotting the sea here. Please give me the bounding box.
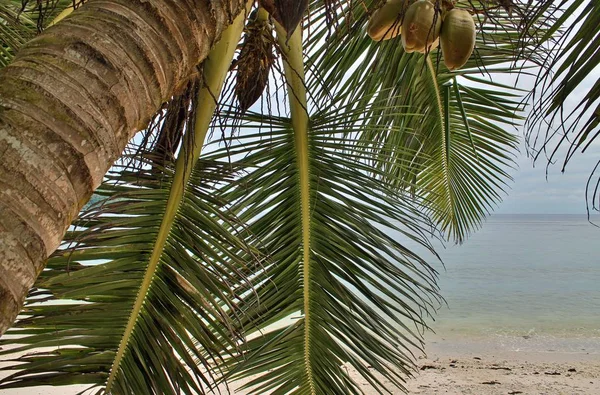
[420,214,600,356]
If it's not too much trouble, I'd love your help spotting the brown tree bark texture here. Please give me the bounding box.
[0,0,246,335]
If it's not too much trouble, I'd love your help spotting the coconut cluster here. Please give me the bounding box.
[367,0,476,71]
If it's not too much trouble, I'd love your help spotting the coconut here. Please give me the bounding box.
[401,0,441,53]
[440,9,476,70]
[367,0,409,41]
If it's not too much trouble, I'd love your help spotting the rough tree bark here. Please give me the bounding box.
[0,0,246,335]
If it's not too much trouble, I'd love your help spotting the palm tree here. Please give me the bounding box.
[0,0,247,335]
[0,0,597,393]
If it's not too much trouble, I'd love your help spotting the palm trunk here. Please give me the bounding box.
[0,0,246,335]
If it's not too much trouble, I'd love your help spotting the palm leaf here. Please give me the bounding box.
[0,0,81,67]
[302,0,530,242]
[0,159,256,394]
[202,23,442,394]
[0,0,36,66]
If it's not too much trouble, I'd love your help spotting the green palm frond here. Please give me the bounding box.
[301,0,529,242]
[221,106,441,394]
[201,24,442,394]
[0,0,36,66]
[0,158,257,394]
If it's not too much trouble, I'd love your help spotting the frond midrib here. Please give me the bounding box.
[105,13,247,390]
[275,21,316,394]
[426,56,456,235]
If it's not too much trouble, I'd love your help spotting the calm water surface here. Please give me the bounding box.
[413,214,600,354]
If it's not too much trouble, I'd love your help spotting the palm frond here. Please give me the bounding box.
[219,110,442,394]
[0,0,36,66]
[201,23,443,394]
[0,0,83,67]
[301,0,529,242]
[0,158,257,394]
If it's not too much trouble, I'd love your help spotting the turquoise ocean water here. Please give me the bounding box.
[421,214,600,354]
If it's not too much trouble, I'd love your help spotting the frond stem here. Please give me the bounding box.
[426,56,455,232]
[105,9,248,391]
[275,21,316,394]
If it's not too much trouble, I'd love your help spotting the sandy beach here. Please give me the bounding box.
[214,353,600,394]
[405,334,600,395]
[373,347,599,394]
[401,354,599,395]
[2,334,599,394]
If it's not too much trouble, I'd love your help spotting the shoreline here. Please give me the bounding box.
[424,331,600,362]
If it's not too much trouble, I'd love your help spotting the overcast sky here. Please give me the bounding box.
[496,141,600,214]
[490,56,600,215]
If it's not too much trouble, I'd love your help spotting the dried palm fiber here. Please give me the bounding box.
[259,0,308,37]
[323,0,344,31]
[235,8,275,112]
[144,78,199,169]
[493,0,514,16]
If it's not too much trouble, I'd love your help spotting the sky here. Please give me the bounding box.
[486,2,600,216]
[496,142,600,215]
[490,59,600,215]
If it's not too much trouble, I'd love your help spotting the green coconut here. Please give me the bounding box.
[401,0,441,53]
[367,0,409,41]
[440,8,476,70]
